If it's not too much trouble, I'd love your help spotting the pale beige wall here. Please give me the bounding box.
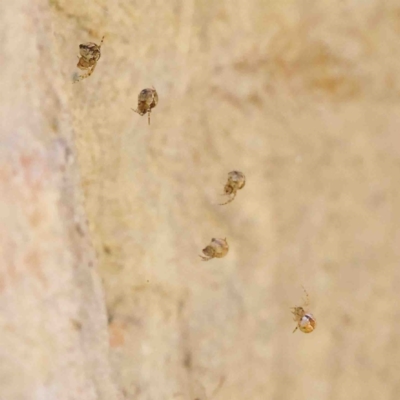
[0,0,122,399]
[1,0,400,399]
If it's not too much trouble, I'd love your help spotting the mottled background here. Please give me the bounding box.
[1,0,400,399]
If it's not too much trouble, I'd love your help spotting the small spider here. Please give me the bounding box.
[75,36,104,82]
[131,87,159,125]
[291,287,316,334]
[220,171,246,205]
[199,238,229,261]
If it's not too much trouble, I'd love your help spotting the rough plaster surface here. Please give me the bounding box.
[1,0,400,399]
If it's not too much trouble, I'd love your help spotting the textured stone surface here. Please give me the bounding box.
[1,0,400,399]
[0,1,121,399]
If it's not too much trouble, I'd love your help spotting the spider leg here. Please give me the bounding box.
[219,192,236,205]
[99,35,105,49]
[199,255,210,261]
[292,326,298,333]
[147,109,151,125]
[86,63,97,78]
[74,64,97,83]
[301,285,310,307]
[291,308,299,321]
[131,108,145,116]
[73,70,89,83]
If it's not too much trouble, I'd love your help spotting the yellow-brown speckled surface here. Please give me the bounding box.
[1,0,400,399]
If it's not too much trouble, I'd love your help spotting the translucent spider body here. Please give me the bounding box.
[75,36,104,82]
[291,287,316,333]
[131,87,159,125]
[200,238,229,261]
[220,171,246,205]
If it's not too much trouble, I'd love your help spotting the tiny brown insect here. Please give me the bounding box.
[199,238,229,261]
[75,36,104,82]
[220,171,246,205]
[291,287,316,334]
[131,87,159,125]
